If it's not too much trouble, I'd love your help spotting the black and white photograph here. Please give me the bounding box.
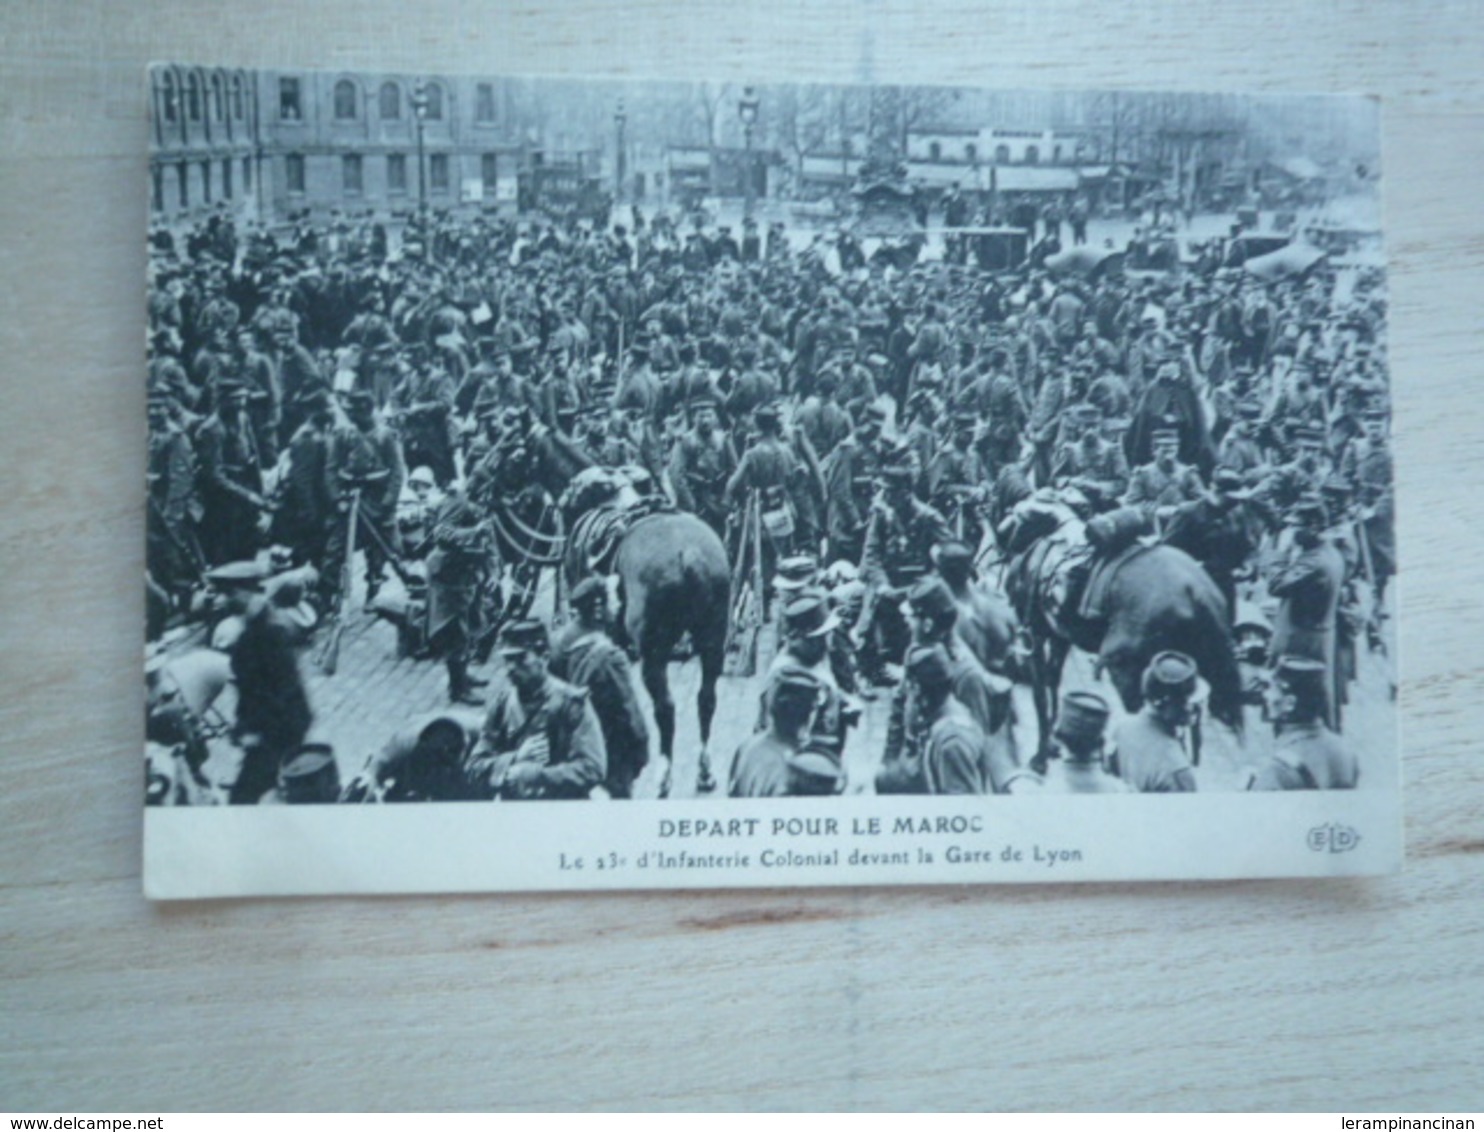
[142,65,1400,895]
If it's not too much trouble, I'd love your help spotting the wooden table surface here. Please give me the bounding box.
[3,0,1482,1111]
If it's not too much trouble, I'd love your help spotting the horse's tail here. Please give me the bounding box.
[1187,588,1245,739]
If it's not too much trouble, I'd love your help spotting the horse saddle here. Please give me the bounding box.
[1077,542,1157,622]
[570,506,632,577]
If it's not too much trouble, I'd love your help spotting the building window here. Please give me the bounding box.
[334,79,358,120]
[243,157,252,192]
[161,72,178,122]
[186,72,201,121]
[481,152,499,188]
[476,83,496,123]
[928,141,942,161]
[387,153,407,193]
[231,74,244,119]
[1024,145,1039,165]
[343,154,363,194]
[994,144,1010,163]
[280,77,302,121]
[223,158,233,199]
[211,73,224,120]
[965,143,977,163]
[151,167,163,212]
[200,161,212,203]
[425,83,444,120]
[379,81,400,120]
[177,163,189,208]
[286,153,305,193]
[1052,144,1062,163]
[430,153,449,191]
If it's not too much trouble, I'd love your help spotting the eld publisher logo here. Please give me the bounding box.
[1307,823,1362,853]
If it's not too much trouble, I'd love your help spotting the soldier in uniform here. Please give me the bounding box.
[726,402,803,578]
[1051,401,1131,511]
[730,667,821,798]
[759,591,858,764]
[1041,691,1130,794]
[550,578,650,799]
[1267,495,1346,730]
[854,463,953,682]
[931,540,1018,677]
[926,411,988,546]
[464,619,607,801]
[880,579,1021,794]
[1110,651,1200,793]
[1216,397,1269,486]
[820,401,889,564]
[1341,406,1396,609]
[146,386,204,622]
[1163,467,1270,623]
[1123,424,1205,529]
[195,373,267,566]
[323,388,405,607]
[1249,655,1359,790]
[668,396,737,538]
[271,386,336,575]
[425,490,491,707]
[391,358,458,488]
[899,644,1000,796]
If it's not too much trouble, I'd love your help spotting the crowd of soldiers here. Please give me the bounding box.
[145,194,1393,805]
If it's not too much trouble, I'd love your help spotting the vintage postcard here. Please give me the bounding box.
[143,66,1400,897]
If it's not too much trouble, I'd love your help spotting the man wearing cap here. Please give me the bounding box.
[1249,655,1358,790]
[932,540,1019,677]
[466,619,607,801]
[892,644,1016,796]
[1340,407,1396,610]
[323,388,405,606]
[668,397,737,538]
[1042,691,1130,794]
[1051,401,1131,510]
[1258,424,1330,514]
[550,578,650,800]
[958,353,1029,477]
[391,358,458,488]
[1216,398,1270,486]
[269,743,341,804]
[424,490,492,706]
[1127,359,1214,476]
[760,591,856,764]
[195,373,268,566]
[726,402,803,567]
[146,386,204,616]
[1163,467,1270,622]
[1110,651,1200,793]
[786,742,845,797]
[881,579,1021,792]
[821,400,889,564]
[731,666,822,798]
[926,411,988,545]
[795,370,852,461]
[208,562,315,805]
[272,386,336,573]
[1123,424,1206,528]
[1267,495,1345,730]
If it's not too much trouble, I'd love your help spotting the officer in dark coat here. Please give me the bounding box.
[323,388,405,606]
[271,386,336,573]
[667,397,737,538]
[1250,655,1359,790]
[195,374,266,566]
[550,579,650,799]
[1268,495,1346,730]
[426,491,491,706]
[465,619,607,801]
[1163,467,1270,622]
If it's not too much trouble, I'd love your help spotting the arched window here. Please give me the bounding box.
[424,83,443,120]
[994,144,1010,163]
[379,81,400,120]
[231,74,244,119]
[161,72,178,122]
[1025,144,1039,165]
[211,73,224,120]
[186,72,201,121]
[965,143,977,163]
[334,79,358,120]
[928,141,942,161]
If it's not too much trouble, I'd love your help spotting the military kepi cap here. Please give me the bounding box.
[1054,690,1111,747]
[498,618,549,656]
[1142,650,1199,700]
[206,560,266,590]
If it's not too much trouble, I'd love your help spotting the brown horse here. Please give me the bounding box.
[1003,498,1244,760]
[490,432,732,794]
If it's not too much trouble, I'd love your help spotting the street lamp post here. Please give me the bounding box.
[614,99,628,206]
[410,80,429,222]
[738,85,759,219]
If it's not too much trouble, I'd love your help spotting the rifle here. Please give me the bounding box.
[316,486,360,676]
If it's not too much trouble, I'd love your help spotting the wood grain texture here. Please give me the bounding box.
[2,0,1482,1111]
